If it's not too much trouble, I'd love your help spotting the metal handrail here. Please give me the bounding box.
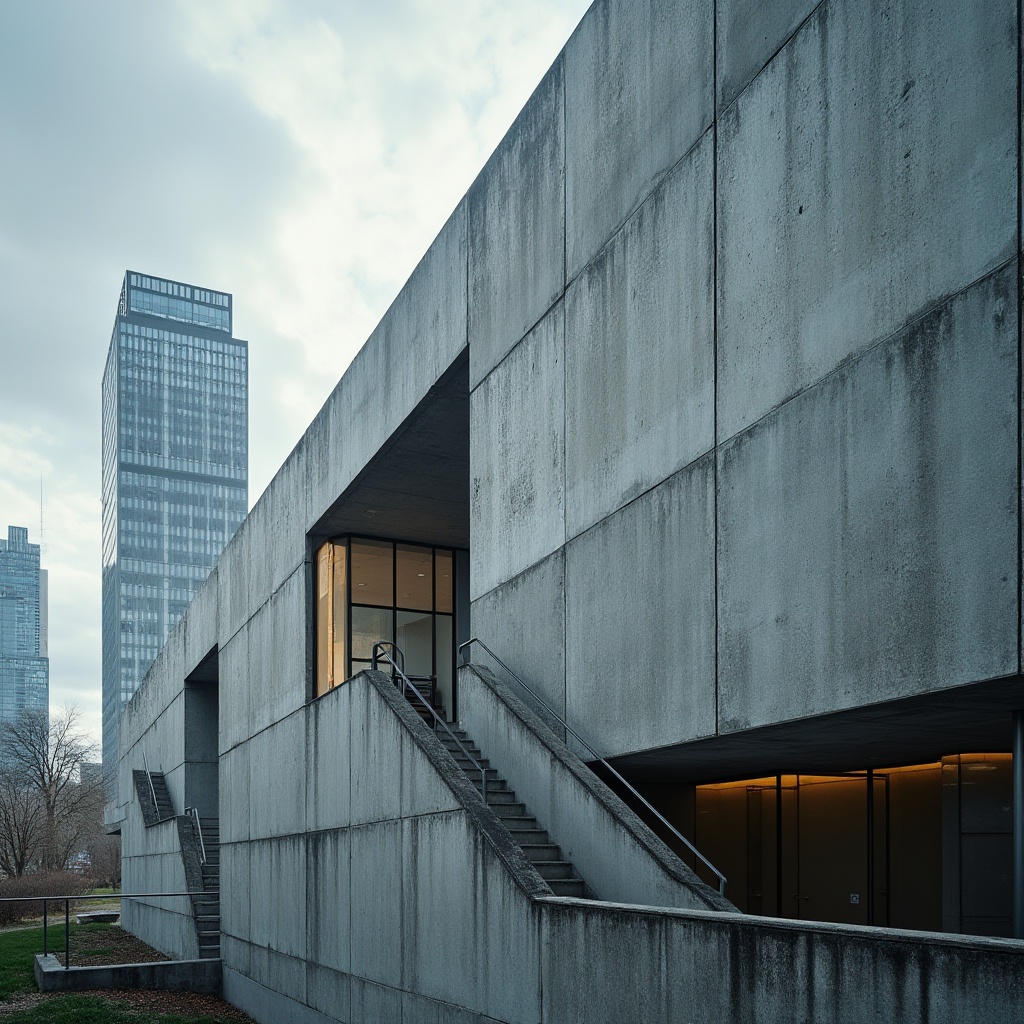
[141,750,159,818]
[186,806,207,865]
[372,642,487,803]
[1,891,214,971]
[458,637,728,896]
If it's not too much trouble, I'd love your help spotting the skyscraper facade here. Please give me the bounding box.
[0,525,49,727]
[101,271,248,783]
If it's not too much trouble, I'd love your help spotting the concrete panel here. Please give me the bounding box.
[306,829,351,975]
[308,202,468,531]
[224,965,336,1024]
[565,0,713,278]
[718,269,1018,732]
[468,549,566,728]
[471,305,564,598]
[219,626,250,754]
[249,570,307,736]
[351,976,402,1024]
[565,457,717,756]
[469,56,564,388]
[220,742,250,844]
[401,812,479,1010]
[717,0,1017,439]
[220,515,253,644]
[307,683,352,832]
[306,964,351,1024]
[349,820,404,989]
[250,713,307,839]
[249,837,307,960]
[220,840,251,942]
[565,134,714,537]
[541,903,668,1024]
[249,945,307,1008]
[401,729,462,820]
[716,0,818,110]
[182,568,218,678]
[349,678,404,826]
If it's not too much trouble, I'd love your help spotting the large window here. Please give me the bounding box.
[314,537,455,710]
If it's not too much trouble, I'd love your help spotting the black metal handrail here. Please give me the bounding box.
[0,891,215,970]
[458,637,728,896]
[372,641,487,802]
[186,806,207,865]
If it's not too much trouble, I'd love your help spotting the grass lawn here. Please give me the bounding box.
[0,924,66,999]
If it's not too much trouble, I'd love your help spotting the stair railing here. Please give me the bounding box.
[186,806,207,865]
[372,641,487,803]
[458,637,728,896]
[141,750,159,819]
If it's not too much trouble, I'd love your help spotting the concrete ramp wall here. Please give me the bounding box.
[457,662,731,912]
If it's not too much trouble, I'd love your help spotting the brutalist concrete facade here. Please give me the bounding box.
[114,0,1024,1020]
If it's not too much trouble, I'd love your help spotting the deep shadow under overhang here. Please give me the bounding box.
[309,354,470,549]
[609,674,1024,783]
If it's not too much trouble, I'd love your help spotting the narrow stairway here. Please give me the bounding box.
[436,727,594,898]
[149,773,175,822]
[194,817,221,959]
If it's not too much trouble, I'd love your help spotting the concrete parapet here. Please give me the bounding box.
[34,954,221,995]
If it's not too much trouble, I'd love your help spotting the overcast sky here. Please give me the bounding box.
[0,0,591,749]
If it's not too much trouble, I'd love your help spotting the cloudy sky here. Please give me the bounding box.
[0,0,590,749]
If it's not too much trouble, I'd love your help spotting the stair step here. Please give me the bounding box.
[484,792,522,808]
[534,861,575,880]
[519,844,563,862]
[548,878,588,898]
[504,828,549,844]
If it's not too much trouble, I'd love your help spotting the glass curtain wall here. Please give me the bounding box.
[315,537,455,710]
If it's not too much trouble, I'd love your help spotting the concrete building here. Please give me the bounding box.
[101,272,248,787]
[112,0,1024,1020]
[0,525,48,728]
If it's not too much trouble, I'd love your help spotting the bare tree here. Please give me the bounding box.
[0,769,42,877]
[0,706,103,874]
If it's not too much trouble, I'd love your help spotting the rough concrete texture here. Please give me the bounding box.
[458,665,730,913]
[716,0,819,109]
[470,305,564,598]
[469,56,564,388]
[565,132,714,537]
[566,457,717,756]
[540,900,1024,1024]
[248,713,307,840]
[718,268,1018,732]
[35,955,221,995]
[716,0,1017,440]
[565,0,713,279]
[468,549,567,728]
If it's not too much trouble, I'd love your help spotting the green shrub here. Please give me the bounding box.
[0,873,97,927]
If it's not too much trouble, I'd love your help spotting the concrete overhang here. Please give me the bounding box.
[309,354,469,549]
[610,674,1024,783]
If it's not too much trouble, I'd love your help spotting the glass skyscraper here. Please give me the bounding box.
[0,525,49,728]
[101,271,248,784]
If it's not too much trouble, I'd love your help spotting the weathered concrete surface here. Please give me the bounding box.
[565,0,713,279]
[565,132,714,538]
[35,954,221,995]
[540,899,1024,1024]
[469,549,567,728]
[716,0,819,109]
[469,56,564,389]
[458,664,731,912]
[717,0,1017,440]
[718,268,1019,732]
[471,305,564,598]
[565,457,717,756]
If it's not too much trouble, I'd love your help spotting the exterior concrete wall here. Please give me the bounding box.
[115,0,1024,1018]
[470,0,1021,758]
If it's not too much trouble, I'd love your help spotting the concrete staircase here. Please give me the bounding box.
[436,727,594,898]
[193,817,221,959]
[149,773,175,822]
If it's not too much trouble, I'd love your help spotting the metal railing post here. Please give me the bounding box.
[42,900,47,956]
[64,899,69,969]
[458,637,728,896]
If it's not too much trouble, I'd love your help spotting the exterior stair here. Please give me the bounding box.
[193,817,221,959]
[437,728,595,899]
[144,771,175,823]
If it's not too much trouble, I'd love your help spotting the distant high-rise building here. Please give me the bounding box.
[0,525,49,727]
[101,271,248,785]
